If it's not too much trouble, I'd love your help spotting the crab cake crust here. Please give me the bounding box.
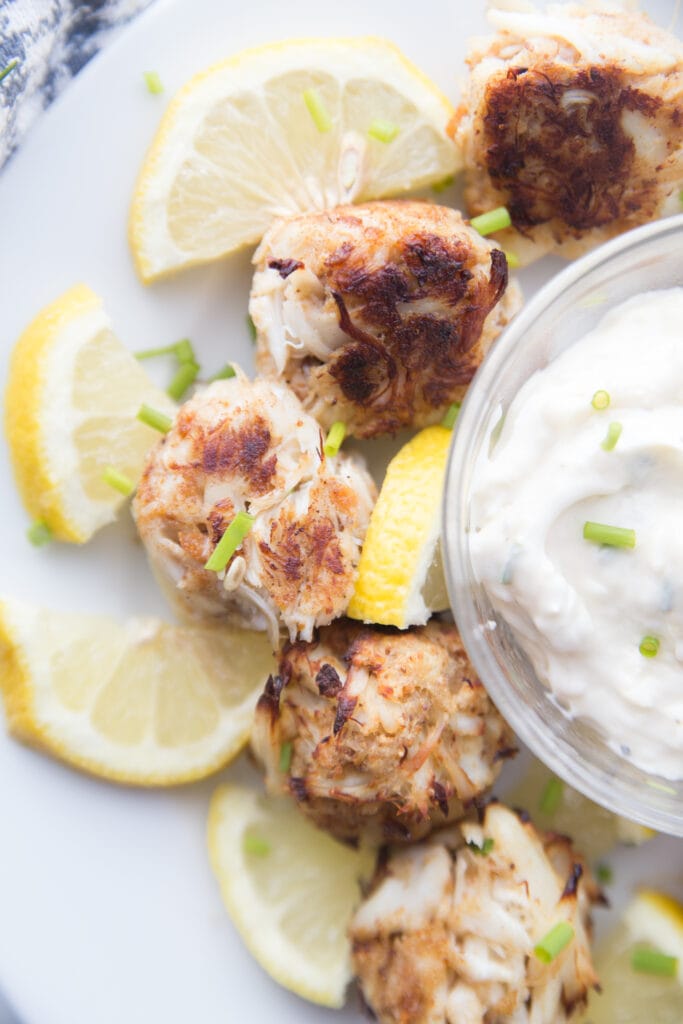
[350,803,602,1024]
[450,3,683,262]
[133,373,376,643]
[251,619,515,843]
[251,200,520,438]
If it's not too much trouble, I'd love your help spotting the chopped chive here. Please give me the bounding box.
[432,174,455,194]
[208,363,237,382]
[470,206,512,236]
[303,88,332,133]
[174,338,196,364]
[503,250,520,268]
[279,741,293,773]
[679,188,683,208]
[466,837,494,856]
[539,776,564,815]
[167,360,200,401]
[204,511,255,572]
[441,403,461,429]
[601,421,622,451]
[135,343,179,360]
[243,834,271,857]
[639,635,660,658]
[137,404,173,434]
[591,389,610,410]
[102,466,135,497]
[595,862,613,885]
[246,314,257,343]
[0,60,18,85]
[323,421,346,458]
[534,922,574,964]
[631,947,678,977]
[583,521,636,549]
[368,118,399,143]
[27,520,52,547]
[144,70,164,95]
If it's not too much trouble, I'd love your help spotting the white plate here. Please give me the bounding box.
[0,1,681,1021]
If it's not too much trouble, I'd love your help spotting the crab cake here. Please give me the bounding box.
[250,619,515,843]
[250,200,520,438]
[450,2,683,263]
[350,802,602,1024]
[133,372,376,644]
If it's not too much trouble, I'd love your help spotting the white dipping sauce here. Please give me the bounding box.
[471,289,683,780]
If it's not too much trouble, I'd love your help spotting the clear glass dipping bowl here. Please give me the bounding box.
[443,213,683,837]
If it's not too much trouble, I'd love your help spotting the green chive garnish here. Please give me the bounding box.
[504,250,520,268]
[431,174,454,194]
[144,71,164,95]
[204,511,255,572]
[583,521,636,549]
[303,88,332,133]
[279,741,293,773]
[137,404,173,434]
[592,389,610,410]
[102,466,135,496]
[631,947,678,977]
[534,922,574,964]
[27,520,52,547]
[247,314,257,343]
[601,421,622,451]
[441,403,461,429]
[539,776,564,815]
[639,635,660,658]
[0,60,18,85]
[208,364,237,382]
[595,862,613,885]
[323,421,346,457]
[466,837,494,856]
[174,338,196,364]
[368,118,399,143]
[243,834,271,857]
[167,360,200,401]
[470,206,512,236]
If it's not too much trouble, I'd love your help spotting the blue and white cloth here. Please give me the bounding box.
[0,0,155,167]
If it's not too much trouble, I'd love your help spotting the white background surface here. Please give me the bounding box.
[0,0,680,1021]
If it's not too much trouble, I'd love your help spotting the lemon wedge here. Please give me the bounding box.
[129,37,460,282]
[584,890,683,1023]
[4,284,175,543]
[208,783,375,1008]
[348,425,452,628]
[508,758,655,862]
[0,598,274,785]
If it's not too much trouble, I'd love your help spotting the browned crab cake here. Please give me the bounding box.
[133,372,376,644]
[350,802,602,1024]
[250,199,520,439]
[250,619,515,844]
[450,2,683,263]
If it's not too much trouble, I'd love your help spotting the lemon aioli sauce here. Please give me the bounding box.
[471,289,683,780]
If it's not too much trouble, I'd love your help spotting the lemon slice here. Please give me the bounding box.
[584,890,683,1023]
[508,758,655,862]
[129,37,460,282]
[4,284,175,543]
[207,784,375,1008]
[0,598,274,785]
[348,425,452,628]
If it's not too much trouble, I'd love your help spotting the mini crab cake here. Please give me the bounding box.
[350,802,602,1024]
[450,2,683,263]
[250,619,515,843]
[133,372,376,644]
[250,200,520,438]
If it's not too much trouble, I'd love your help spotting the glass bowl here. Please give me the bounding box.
[443,213,683,837]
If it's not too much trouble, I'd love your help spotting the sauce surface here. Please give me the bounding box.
[471,288,683,780]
